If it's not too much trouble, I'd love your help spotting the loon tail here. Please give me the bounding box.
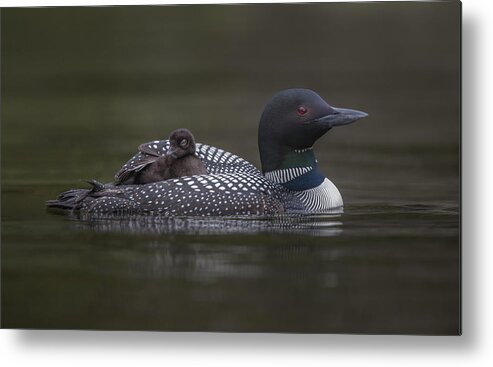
[46,179,106,210]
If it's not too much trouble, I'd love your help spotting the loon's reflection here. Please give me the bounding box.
[65,223,345,288]
[68,213,344,236]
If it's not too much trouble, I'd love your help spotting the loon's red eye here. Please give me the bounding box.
[297,106,308,116]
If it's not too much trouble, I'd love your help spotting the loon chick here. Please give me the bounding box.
[47,89,367,216]
[131,128,208,185]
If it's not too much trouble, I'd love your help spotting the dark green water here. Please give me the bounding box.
[1,3,460,333]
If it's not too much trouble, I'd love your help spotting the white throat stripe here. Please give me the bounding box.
[264,166,312,184]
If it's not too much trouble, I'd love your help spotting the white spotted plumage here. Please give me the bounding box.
[57,141,343,216]
[79,172,293,216]
[116,141,261,182]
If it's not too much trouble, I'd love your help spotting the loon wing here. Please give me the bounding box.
[48,144,306,215]
[138,143,162,157]
[114,141,261,185]
[114,140,167,184]
[77,172,294,216]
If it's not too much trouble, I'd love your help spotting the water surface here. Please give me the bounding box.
[1,3,460,333]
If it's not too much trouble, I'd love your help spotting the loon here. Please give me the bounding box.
[47,89,367,216]
[121,128,208,185]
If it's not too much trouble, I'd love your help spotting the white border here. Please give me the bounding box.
[0,0,441,6]
[2,0,492,366]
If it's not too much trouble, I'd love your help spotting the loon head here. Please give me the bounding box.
[258,89,367,174]
[168,128,197,159]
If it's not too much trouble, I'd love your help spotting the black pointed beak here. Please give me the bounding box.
[312,107,368,128]
[167,148,178,159]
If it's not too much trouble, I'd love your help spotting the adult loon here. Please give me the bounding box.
[47,89,367,216]
[124,128,208,184]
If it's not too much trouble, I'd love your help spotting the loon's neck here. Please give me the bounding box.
[262,148,326,191]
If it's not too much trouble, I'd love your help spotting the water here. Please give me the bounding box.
[1,3,460,333]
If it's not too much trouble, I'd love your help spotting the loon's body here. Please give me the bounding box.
[126,128,208,185]
[47,89,367,216]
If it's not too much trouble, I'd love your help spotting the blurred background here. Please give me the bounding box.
[1,2,460,333]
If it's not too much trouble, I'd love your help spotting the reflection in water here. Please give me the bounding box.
[126,239,343,289]
[68,212,344,236]
[4,199,459,333]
